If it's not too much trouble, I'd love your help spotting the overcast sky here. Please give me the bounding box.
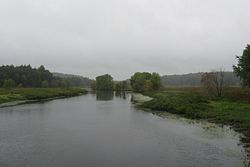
[0,0,250,80]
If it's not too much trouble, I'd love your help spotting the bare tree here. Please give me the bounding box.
[201,68,225,97]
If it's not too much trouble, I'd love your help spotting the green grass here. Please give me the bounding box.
[162,86,250,101]
[142,89,250,127]
[0,94,24,103]
[204,100,250,124]
[143,91,209,117]
[0,88,87,104]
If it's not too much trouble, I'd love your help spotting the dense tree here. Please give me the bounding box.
[130,72,161,92]
[144,80,153,91]
[121,80,129,90]
[0,65,53,87]
[151,72,161,90]
[96,74,114,91]
[130,72,151,92]
[91,80,97,90]
[0,65,91,88]
[233,44,250,87]
[115,82,122,91]
[114,80,129,91]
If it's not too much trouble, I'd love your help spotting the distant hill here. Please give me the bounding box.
[53,72,93,87]
[161,72,240,87]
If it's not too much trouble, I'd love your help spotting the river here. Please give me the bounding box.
[0,92,247,167]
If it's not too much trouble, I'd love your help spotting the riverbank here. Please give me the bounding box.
[0,88,87,107]
[132,88,250,156]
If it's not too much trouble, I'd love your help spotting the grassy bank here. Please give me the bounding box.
[139,87,250,155]
[0,88,87,104]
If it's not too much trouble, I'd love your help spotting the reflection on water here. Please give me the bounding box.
[96,91,114,101]
[0,92,247,167]
[115,91,127,99]
[96,91,128,101]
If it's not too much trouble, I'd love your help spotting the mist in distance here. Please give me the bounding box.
[0,0,250,80]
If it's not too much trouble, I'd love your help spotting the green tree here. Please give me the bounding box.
[130,72,161,92]
[121,80,128,90]
[151,72,161,90]
[0,65,54,88]
[130,72,151,92]
[91,80,96,90]
[96,74,114,91]
[233,44,250,87]
[115,82,122,91]
[3,79,16,89]
[144,80,153,91]
[114,80,129,91]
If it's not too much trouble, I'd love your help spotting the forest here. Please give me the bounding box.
[0,65,92,88]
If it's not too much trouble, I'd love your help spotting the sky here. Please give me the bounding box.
[0,0,250,80]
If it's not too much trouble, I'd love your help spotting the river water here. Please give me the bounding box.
[0,92,247,167]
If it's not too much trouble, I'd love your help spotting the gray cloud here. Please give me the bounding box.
[0,0,250,79]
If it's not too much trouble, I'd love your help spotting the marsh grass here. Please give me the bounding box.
[0,94,24,103]
[0,88,87,104]
[141,87,250,157]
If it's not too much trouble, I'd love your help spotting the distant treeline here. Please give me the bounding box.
[161,72,240,87]
[0,65,92,88]
[53,72,93,87]
[0,65,241,89]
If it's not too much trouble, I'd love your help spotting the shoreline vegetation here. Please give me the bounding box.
[0,88,87,107]
[0,65,89,107]
[131,87,250,157]
[1,48,250,162]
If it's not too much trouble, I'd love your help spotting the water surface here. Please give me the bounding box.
[0,92,247,167]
